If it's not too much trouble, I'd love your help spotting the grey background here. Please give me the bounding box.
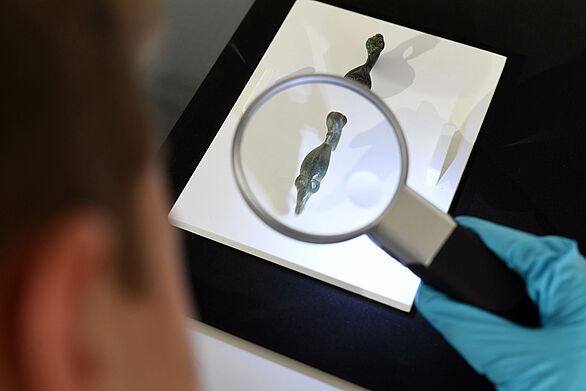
[147,0,255,141]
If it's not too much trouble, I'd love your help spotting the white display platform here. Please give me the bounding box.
[169,0,506,311]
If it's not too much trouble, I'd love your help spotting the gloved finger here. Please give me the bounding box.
[456,216,586,323]
[455,216,554,273]
[416,283,546,386]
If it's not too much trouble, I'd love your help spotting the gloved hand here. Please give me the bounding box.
[416,216,586,391]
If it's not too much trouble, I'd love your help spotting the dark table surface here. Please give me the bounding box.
[162,1,586,389]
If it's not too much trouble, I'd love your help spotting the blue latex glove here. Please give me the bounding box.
[416,216,586,391]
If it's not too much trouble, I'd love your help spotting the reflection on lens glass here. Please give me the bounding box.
[239,82,402,237]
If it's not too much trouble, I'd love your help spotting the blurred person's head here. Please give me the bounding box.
[0,1,197,390]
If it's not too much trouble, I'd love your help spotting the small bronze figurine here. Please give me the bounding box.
[294,142,332,215]
[344,33,385,89]
[294,111,347,214]
[294,34,383,214]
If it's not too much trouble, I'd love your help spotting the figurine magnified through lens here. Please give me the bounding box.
[233,74,406,242]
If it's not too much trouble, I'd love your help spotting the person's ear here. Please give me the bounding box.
[17,212,115,391]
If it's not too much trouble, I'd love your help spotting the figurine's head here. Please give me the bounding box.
[366,33,385,55]
[294,175,320,214]
[326,111,348,130]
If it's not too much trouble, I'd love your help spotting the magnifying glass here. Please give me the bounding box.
[232,74,539,327]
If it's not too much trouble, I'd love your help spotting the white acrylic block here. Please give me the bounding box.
[169,0,506,311]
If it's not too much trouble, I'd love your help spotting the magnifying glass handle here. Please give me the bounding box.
[408,224,540,327]
[369,187,540,327]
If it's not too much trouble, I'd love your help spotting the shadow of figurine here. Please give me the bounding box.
[373,34,440,99]
[314,118,399,214]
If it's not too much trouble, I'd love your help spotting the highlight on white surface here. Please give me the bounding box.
[169,0,506,312]
[242,67,276,113]
[427,123,456,185]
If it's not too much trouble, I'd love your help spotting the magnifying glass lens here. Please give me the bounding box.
[236,80,403,239]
